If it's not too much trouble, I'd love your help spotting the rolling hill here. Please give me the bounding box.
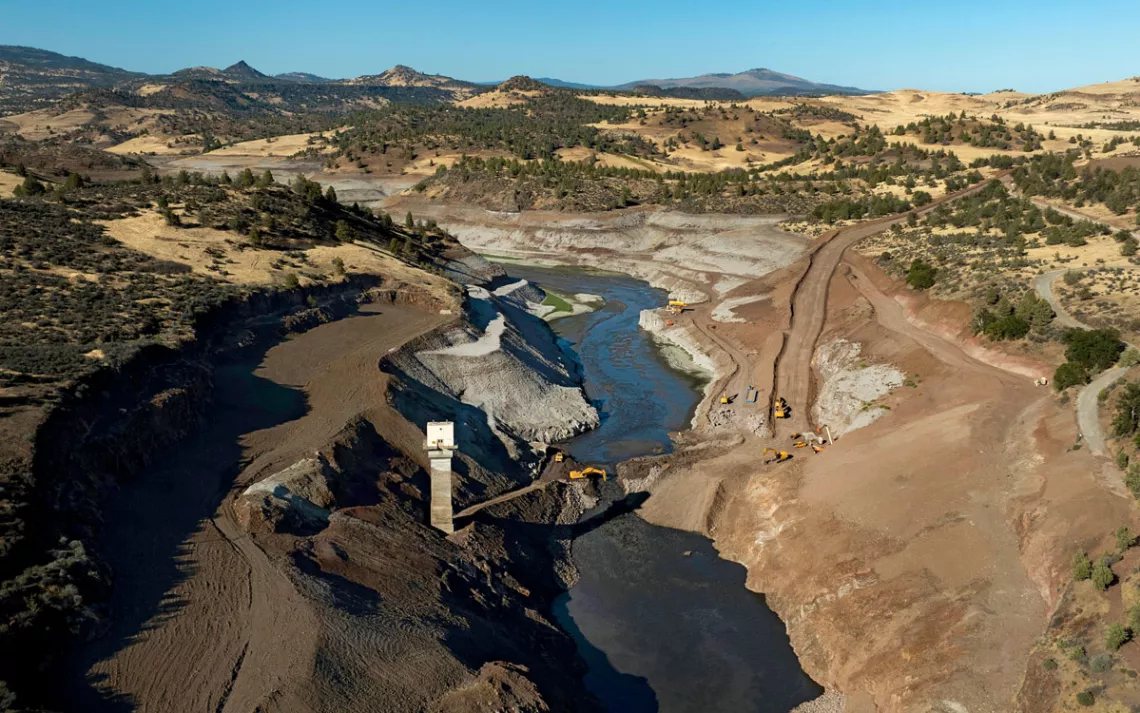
[0,45,141,114]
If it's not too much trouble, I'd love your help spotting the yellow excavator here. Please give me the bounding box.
[774,397,790,419]
[763,448,792,464]
[720,393,731,404]
[666,300,688,315]
[554,452,565,462]
[569,466,608,482]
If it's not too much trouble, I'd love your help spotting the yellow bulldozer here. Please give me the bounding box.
[569,466,608,482]
[763,448,792,464]
[774,397,790,419]
[666,300,688,315]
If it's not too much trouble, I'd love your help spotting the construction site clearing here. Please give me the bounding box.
[440,178,1140,713]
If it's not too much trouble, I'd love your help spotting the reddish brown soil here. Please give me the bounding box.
[620,183,1136,711]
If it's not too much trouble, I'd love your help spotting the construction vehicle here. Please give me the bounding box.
[763,448,792,464]
[569,466,608,482]
[745,386,758,403]
[720,393,731,405]
[665,300,688,315]
[793,441,808,448]
[774,397,790,419]
[1034,377,1049,387]
[811,444,825,454]
[554,452,565,463]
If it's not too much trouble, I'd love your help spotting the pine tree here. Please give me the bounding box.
[334,220,354,243]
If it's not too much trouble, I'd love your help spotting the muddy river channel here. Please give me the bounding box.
[505,265,822,712]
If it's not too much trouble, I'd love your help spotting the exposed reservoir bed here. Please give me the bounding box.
[504,264,822,712]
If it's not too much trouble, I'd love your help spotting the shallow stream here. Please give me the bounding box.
[505,264,822,712]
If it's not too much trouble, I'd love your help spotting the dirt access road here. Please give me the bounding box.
[627,183,1140,710]
[775,179,1003,434]
[1035,269,1138,458]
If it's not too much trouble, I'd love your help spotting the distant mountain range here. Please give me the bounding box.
[615,68,874,97]
[0,45,874,117]
[484,68,874,97]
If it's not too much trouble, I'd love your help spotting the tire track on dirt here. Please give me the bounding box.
[772,178,1005,434]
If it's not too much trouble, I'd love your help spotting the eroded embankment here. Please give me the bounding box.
[6,276,407,705]
[28,269,611,713]
[384,200,811,304]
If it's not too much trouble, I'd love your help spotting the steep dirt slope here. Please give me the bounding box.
[60,300,599,713]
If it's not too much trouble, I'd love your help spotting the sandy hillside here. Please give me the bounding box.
[577,81,1140,170]
[106,133,197,155]
[458,88,542,109]
[2,105,172,142]
[99,210,453,298]
[0,171,21,197]
[204,132,336,158]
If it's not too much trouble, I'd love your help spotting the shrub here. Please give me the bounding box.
[1053,362,1090,391]
[1121,348,1140,368]
[1042,657,1058,671]
[1072,551,1093,580]
[1117,451,1129,470]
[282,272,300,289]
[1113,382,1140,437]
[1092,558,1115,591]
[1127,465,1140,499]
[1089,653,1113,672]
[1076,691,1094,706]
[1118,525,1135,551]
[1129,605,1140,633]
[984,315,1030,340]
[1063,328,1126,373]
[332,257,345,275]
[334,220,354,243]
[1106,622,1131,650]
[906,259,938,290]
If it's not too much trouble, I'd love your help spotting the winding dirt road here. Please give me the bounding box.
[1034,269,1135,457]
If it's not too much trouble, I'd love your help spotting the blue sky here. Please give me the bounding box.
[3,0,1136,93]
